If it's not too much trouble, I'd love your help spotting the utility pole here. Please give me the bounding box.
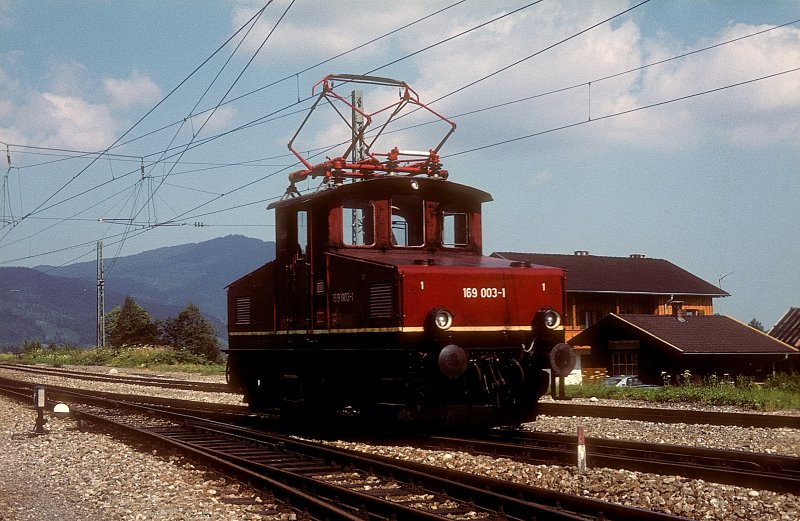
[351,89,365,163]
[96,240,105,348]
[350,89,365,244]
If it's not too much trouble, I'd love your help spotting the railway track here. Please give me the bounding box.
[0,380,691,521]
[4,363,798,429]
[0,374,249,419]
[537,401,800,429]
[420,429,800,495]
[0,362,233,393]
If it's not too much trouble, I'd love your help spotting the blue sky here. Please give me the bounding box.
[1,1,798,328]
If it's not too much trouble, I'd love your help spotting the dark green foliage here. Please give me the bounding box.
[160,303,220,362]
[21,339,43,354]
[11,344,223,373]
[569,372,800,411]
[105,296,158,348]
[748,318,765,331]
[764,372,800,393]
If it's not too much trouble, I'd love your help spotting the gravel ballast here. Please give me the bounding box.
[0,397,292,521]
[0,366,798,520]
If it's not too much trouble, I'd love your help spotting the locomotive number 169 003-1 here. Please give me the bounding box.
[463,287,506,299]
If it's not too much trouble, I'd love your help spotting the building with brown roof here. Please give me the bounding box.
[770,307,800,349]
[570,313,798,383]
[491,251,729,341]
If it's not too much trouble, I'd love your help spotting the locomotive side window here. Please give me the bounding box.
[296,210,308,258]
[442,211,469,247]
[341,199,375,246]
[391,195,424,247]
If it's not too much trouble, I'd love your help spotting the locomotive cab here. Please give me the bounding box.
[271,176,487,333]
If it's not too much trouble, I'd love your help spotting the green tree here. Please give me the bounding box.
[748,318,765,332]
[20,339,43,354]
[160,303,219,362]
[105,296,158,348]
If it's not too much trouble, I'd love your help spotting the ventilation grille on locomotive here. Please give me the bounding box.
[368,282,393,319]
[235,296,251,325]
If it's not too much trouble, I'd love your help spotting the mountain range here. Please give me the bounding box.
[0,235,275,348]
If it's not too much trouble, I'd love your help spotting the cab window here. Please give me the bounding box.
[391,195,424,247]
[296,210,308,258]
[341,199,374,246]
[442,211,469,247]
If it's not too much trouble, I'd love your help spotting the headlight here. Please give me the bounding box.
[433,308,454,330]
[533,308,561,331]
[543,309,561,329]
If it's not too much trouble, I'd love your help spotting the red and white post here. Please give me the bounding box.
[577,425,587,472]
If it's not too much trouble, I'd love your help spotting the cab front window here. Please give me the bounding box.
[442,211,469,247]
[391,195,424,247]
[341,198,374,246]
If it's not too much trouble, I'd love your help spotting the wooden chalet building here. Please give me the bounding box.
[770,307,800,349]
[570,313,799,383]
[491,251,729,341]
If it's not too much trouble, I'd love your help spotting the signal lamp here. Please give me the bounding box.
[53,403,70,419]
[32,386,47,434]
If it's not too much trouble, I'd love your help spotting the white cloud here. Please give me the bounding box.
[103,70,162,109]
[229,0,425,61]
[408,7,799,154]
[187,104,238,136]
[583,22,800,149]
[0,63,166,151]
[222,2,800,159]
[33,93,118,150]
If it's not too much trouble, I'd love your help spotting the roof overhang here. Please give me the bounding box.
[567,290,729,297]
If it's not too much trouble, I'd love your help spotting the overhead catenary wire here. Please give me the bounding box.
[111,0,470,152]
[364,0,545,75]
[357,17,800,141]
[0,2,275,245]
[108,0,293,273]
[2,3,797,268]
[0,0,597,224]
[9,12,796,176]
[445,66,800,158]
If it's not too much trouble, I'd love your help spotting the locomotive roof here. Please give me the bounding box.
[330,249,564,273]
[268,176,492,210]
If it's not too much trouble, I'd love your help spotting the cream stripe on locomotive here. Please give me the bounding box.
[230,324,564,336]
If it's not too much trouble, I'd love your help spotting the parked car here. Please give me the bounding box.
[601,376,659,388]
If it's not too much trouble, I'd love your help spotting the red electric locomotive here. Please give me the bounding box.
[226,75,569,427]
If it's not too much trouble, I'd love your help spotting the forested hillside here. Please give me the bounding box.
[0,235,274,347]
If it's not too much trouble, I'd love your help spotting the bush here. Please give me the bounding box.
[112,346,211,367]
[20,339,43,354]
[4,344,224,375]
[567,373,800,411]
[763,373,800,393]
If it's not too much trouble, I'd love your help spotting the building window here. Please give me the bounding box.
[582,310,594,329]
[611,350,638,376]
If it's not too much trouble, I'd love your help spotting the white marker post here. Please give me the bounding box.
[577,425,587,472]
